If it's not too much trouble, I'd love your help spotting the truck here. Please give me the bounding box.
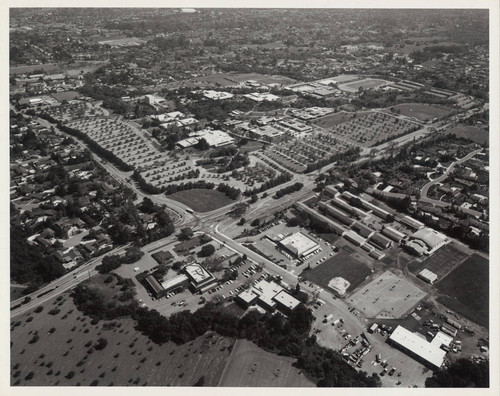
[376,354,381,363]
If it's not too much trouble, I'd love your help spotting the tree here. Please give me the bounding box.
[199,244,215,257]
[178,227,194,241]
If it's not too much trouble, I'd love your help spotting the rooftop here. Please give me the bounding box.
[280,232,319,257]
[389,325,446,369]
[273,290,301,311]
[184,263,214,284]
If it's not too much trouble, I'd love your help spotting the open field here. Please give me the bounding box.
[339,78,390,92]
[447,125,489,145]
[10,61,108,75]
[10,292,234,386]
[229,72,296,85]
[390,103,451,122]
[349,271,427,318]
[218,339,314,387]
[408,244,468,279]
[168,189,234,212]
[301,251,371,293]
[436,254,489,328]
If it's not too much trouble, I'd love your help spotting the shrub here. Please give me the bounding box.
[25,372,34,381]
[34,306,44,313]
[66,371,75,379]
[94,338,108,351]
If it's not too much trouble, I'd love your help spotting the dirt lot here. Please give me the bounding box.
[408,243,468,278]
[390,103,451,122]
[168,189,234,212]
[218,339,314,387]
[10,293,234,386]
[349,271,427,319]
[301,251,372,293]
[447,125,489,145]
[436,254,489,328]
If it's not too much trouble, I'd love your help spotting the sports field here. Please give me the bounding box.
[447,125,489,145]
[339,78,389,92]
[436,254,489,328]
[349,271,427,319]
[168,189,234,212]
[218,339,314,387]
[390,103,451,122]
[301,251,371,293]
[408,243,468,279]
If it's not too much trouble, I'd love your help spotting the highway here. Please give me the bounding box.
[10,244,130,317]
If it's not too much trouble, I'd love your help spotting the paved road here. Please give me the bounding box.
[10,244,131,316]
[419,148,482,203]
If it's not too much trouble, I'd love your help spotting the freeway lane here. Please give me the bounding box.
[10,244,131,317]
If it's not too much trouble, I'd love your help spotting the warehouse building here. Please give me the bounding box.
[388,326,446,370]
[279,232,319,258]
[370,232,393,249]
[343,230,366,246]
[144,274,164,297]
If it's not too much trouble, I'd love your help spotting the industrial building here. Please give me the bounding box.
[279,232,319,258]
[388,325,446,370]
[177,129,235,148]
[296,202,347,235]
[319,201,354,226]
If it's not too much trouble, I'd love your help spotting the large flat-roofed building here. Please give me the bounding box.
[236,289,259,308]
[184,263,217,292]
[237,280,301,314]
[177,129,234,148]
[203,90,234,100]
[388,325,446,370]
[273,290,301,313]
[343,230,366,247]
[279,232,319,258]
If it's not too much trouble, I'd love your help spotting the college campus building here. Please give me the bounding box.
[236,279,300,314]
[388,326,446,370]
[184,263,218,292]
[406,227,449,256]
[279,232,319,259]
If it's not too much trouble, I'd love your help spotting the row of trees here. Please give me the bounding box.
[274,182,303,199]
[243,172,293,196]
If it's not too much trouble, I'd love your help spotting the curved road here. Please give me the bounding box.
[419,148,483,207]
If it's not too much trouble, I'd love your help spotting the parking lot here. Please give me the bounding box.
[349,271,427,318]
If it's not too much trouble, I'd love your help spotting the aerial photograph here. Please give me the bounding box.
[8,5,496,391]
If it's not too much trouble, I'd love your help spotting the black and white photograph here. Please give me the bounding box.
[4,1,499,393]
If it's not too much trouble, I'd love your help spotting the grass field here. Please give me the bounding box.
[448,125,489,145]
[218,339,314,387]
[390,103,451,122]
[349,271,427,319]
[10,291,234,386]
[408,244,468,279]
[436,254,489,328]
[301,251,371,293]
[168,189,234,212]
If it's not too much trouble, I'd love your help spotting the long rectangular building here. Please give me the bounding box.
[388,325,446,370]
[296,202,346,235]
[319,202,354,226]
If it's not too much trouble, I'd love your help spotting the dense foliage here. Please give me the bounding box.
[425,359,489,387]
